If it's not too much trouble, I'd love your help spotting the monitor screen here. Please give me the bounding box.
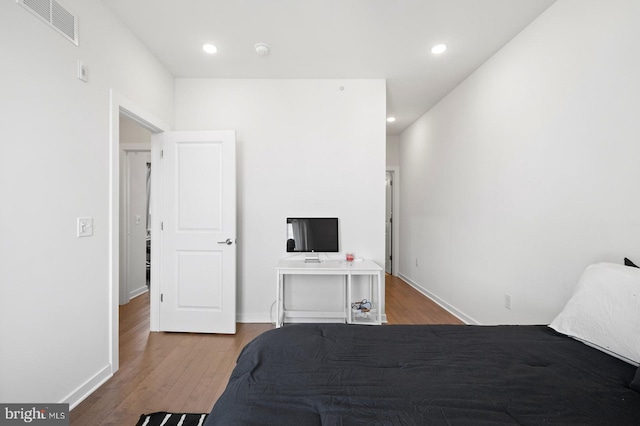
[286,218,339,253]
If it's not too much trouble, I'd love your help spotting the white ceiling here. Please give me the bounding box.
[102,0,556,135]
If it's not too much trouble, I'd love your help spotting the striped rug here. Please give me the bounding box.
[135,412,208,426]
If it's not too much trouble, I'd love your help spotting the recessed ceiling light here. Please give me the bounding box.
[431,44,447,55]
[202,43,218,54]
[387,117,396,123]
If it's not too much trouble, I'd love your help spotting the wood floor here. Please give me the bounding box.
[385,274,464,325]
[70,275,462,425]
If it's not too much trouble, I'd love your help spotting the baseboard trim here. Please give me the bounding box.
[65,364,112,410]
[129,286,149,300]
[237,313,272,323]
[397,273,479,325]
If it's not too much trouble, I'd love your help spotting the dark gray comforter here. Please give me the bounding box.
[206,324,640,425]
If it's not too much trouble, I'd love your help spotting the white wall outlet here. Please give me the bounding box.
[415,257,419,267]
[504,293,512,310]
[77,217,93,237]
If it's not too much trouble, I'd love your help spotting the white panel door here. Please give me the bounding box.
[155,131,236,333]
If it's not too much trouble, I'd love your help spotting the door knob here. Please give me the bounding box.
[217,238,233,245]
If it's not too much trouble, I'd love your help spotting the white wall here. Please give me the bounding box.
[0,0,173,406]
[386,135,401,168]
[175,79,386,322]
[398,0,640,325]
[120,115,153,146]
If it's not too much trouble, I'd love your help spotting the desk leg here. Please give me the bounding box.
[346,273,352,324]
[276,272,284,328]
[369,274,377,324]
[377,270,383,324]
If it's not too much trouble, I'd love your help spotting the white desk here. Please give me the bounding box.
[275,259,383,327]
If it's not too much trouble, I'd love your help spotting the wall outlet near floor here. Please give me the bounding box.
[504,293,512,310]
[415,257,419,267]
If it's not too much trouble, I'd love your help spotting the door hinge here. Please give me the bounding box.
[161,221,164,230]
[161,149,164,159]
[161,293,164,302]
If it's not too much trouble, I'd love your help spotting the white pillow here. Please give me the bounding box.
[549,262,640,365]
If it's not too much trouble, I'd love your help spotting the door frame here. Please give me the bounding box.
[386,167,400,276]
[109,90,169,373]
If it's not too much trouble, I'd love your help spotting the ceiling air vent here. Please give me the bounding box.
[17,0,78,46]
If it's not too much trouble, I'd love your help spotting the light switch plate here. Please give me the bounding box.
[77,217,93,237]
[77,60,88,82]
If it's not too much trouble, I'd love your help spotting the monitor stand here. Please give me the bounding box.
[304,253,321,263]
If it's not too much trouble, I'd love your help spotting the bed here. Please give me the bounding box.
[205,263,640,425]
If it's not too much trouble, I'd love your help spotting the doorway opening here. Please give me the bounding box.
[385,167,399,277]
[385,171,394,274]
[119,114,152,305]
[109,91,169,374]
